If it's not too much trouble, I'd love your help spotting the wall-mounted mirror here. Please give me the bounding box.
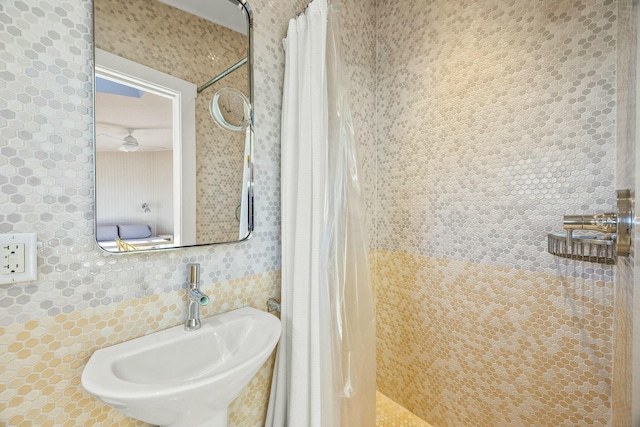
[93,0,253,253]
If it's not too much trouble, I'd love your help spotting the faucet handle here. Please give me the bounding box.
[189,289,209,306]
[188,263,200,285]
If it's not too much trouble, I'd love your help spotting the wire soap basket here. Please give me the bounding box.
[546,190,632,266]
[547,232,616,265]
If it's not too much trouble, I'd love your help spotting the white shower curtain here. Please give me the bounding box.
[266,0,376,425]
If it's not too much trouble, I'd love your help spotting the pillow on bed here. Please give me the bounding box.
[96,225,118,241]
[118,224,153,240]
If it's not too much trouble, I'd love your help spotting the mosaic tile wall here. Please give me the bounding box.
[0,0,377,424]
[375,0,618,425]
[376,391,432,427]
[95,0,248,243]
[375,251,613,426]
[377,0,617,278]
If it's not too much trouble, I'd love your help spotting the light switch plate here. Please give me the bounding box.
[0,233,37,285]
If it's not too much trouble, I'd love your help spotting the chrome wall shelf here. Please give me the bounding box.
[547,190,632,265]
[547,233,616,265]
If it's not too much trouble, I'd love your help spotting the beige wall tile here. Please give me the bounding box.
[375,251,613,426]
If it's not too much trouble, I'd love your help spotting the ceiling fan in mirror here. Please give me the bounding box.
[118,129,140,152]
[96,127,170,153]
[95,76,174,152]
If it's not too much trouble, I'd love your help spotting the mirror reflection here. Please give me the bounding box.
[94,0,252,252]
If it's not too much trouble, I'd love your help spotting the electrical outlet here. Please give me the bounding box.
[2,243,26,274]
[0,233,37,285]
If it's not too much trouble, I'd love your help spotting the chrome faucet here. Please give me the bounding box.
[185,263,210,331]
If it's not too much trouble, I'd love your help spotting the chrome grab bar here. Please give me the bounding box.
[563,213,617,233]
[559,190,632,258]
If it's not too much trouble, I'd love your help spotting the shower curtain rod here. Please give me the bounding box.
[197,57,248,94]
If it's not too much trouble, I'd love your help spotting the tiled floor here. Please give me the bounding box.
[376,391,432,427]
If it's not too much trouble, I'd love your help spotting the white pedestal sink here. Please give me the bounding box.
[81,307,281,427]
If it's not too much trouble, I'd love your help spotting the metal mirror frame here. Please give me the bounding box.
[92,0,254,253]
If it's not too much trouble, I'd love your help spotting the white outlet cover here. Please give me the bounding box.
[0,233,37,285]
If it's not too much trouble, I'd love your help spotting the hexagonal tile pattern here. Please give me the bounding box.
[376,391,432,427]
[376,0,616,280]
[375,251,613,426]
[375,0,617,425]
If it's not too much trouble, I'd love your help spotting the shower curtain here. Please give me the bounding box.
[266,0,376,425]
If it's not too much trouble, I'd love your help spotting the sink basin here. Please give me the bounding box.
[81,307,281,427]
